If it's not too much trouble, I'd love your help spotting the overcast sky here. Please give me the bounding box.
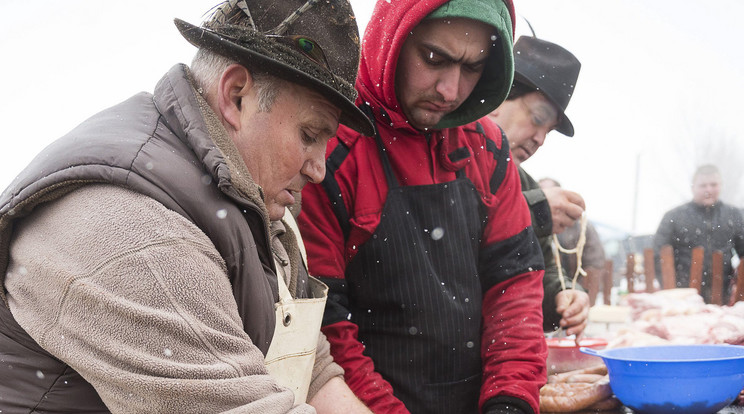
[1,0,742,237]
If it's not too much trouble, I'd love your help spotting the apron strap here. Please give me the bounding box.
[361,104,400,189]
[282,208,307,267]
[275,264,294,303]
[276,208,304,303]
[477,121,511,194]
[320,142,353,241]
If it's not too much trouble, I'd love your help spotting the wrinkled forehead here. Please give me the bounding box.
[287,82,342,133]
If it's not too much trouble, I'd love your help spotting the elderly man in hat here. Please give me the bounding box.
[0,0,374,412]
[298,0,547,413]
[487,36,591,338]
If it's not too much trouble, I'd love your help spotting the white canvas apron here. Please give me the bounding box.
[264,209,328,406]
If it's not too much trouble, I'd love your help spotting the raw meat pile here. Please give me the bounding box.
[546,288,744,411]
[607,288,744,349]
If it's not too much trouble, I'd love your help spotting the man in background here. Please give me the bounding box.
[487,35,590,336]
[654,164,744,303]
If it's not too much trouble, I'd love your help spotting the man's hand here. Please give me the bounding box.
[554,289,590,338]
[542,187,585,234]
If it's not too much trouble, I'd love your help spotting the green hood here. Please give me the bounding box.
[428,0,515,129]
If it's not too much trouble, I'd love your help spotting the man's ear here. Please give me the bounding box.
[217,64,254,131]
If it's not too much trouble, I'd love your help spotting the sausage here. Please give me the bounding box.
[540,382,593,396]
[539,376,613,412]
[563,373,605,384]
[539,382,613,412]
[547,364,607,383]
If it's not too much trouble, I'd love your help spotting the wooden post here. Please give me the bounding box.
[603,259,614,305]
[711,250,724,305]
[660,245,676,290]
[644,247,656,293]
[626,253,635,294]
[736,260,744,303]
[689,246,705,294]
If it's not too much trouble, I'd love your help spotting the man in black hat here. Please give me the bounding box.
[487,35,591,337]
[0,0,373,412]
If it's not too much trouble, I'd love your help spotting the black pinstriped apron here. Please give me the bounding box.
[345,130,487,413]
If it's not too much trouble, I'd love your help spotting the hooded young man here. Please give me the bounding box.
[486,36,590,337]
[0,0,375,412]
[297,1,547,413]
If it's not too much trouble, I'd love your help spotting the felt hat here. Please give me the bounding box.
[513,36,581,136]
[175,0,374,136]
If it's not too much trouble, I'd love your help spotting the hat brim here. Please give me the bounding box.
[175,18,374,136]
[514,72,574,137]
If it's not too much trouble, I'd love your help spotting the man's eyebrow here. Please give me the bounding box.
[422,42,490,66]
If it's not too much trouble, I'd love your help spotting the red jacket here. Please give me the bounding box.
[298,0,546,412]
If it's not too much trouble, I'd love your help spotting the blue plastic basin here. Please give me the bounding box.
[581,344,744,414]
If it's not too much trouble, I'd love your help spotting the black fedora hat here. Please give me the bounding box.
[175,0,374,136]
[513,36,581,137]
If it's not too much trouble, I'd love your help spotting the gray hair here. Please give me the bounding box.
[190,49,282,112]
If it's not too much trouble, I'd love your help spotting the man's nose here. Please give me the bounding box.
[436,67,461,102]
[302,150,326,184]
[533,130,548,147]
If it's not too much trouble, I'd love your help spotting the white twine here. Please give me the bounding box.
[552,212,588,291]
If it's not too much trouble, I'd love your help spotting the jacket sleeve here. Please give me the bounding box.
[517,168,582,332]
[732,207,744,259]
[653,210,676,281]
[5,185,313,414]
[519,167,553,239]
[308,331,346,400]
[654,210,676,253]
[299,168,409,413]
[476,135,547,414]
[541,234,570,332]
